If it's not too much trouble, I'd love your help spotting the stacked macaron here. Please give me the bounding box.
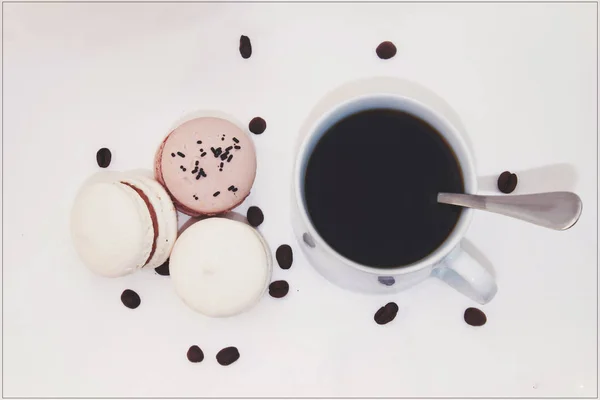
[171,217,272,317]
[70,116,270,317]
[71,171,178,277]
[155,117,257,216]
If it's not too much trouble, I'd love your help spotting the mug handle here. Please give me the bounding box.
[433,245,497,304]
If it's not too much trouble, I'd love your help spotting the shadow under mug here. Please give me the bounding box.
[291,78,497,304]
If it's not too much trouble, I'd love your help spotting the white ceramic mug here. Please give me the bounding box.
[291,77,497,304]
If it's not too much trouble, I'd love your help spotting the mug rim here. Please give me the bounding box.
[293,92,477,275]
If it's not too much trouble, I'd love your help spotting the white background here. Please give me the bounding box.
[2,2,597,397]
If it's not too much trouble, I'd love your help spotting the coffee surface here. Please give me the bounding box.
[304,109,464,268]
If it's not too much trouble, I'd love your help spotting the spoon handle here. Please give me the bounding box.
[437,192,583,231]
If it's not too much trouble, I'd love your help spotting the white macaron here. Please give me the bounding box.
[170,217,272,317]
[71,171,177,277]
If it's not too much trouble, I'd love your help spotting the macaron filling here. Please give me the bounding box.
[120,181,159,267]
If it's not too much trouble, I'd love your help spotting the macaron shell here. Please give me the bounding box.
[156,117,257,216]
[121,174,178,269]
[71,180,153,277]
[170,218,271,317]
[250,223,274,292]
[154,142,205,217]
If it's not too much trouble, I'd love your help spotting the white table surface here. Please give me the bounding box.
[2,2,597,398]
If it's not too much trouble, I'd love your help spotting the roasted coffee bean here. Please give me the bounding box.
[464,307,487,326]
[121,289,141,309]
[249,117,266,135]
[216,346,240,366]
[96,148,112,168]
[187,345,204,363]
[268,280,289,298]
[239,35,252,59]
[376,41,397,60]
[246,206,264,227]
[497,171,518,193]
[374,302,399,325]
[276,244,293,270]
[155,259,170,276]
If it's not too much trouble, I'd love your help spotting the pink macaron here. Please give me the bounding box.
[155,117,257,216]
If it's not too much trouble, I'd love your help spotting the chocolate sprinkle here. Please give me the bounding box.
[374,302,398,325]
[249,117,266,135]
[187,345,204,363]
[171,153,176,157]
[497,171,518,194]
[233,137,239,143]
[177,152,185,158]
[464,307,487,326]
[275,244,293,269]
[269,280,289,298]
[234,145,241,150]
[196,168,206,180]
[216,346,240,366]
[121,289,141,309]
[376,41,397,60]
[246,206,264,227]
[201,152,207,157]
[96,148,112,168]
[213,191,220,197]
[227,155,233,162]
[211,147,223,157]
[155,259,170,276]
[196,140,202,144]
[239,35,252,59]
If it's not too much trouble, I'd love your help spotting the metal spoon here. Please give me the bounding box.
[437,191,583,230]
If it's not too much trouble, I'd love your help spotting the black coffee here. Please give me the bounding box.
[304,108,464,268]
